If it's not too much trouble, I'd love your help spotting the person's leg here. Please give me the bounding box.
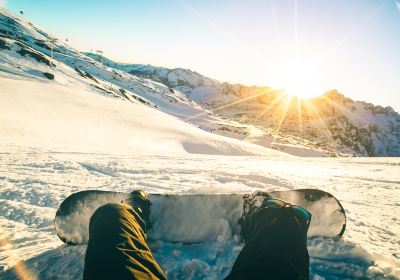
[225,208,309,280]
[83,203,166,280]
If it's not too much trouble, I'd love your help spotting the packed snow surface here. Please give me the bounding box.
[0,148,399,279]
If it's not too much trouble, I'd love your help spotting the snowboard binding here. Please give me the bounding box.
[126,190,152,231]
[239,191,272,242]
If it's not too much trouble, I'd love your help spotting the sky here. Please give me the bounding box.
[3,0,400,111]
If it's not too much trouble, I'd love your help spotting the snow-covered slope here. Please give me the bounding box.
[84,53,342,157]
[0,8,283,157]
[1,77,281,157]
[101,56,400,157]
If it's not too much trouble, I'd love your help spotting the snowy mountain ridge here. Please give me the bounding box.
[0,7,284,157]
[0,6,335,157]
[92,54,400,156]
[1,7,399,158]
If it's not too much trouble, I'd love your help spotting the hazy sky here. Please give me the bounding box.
[3,0,400,111]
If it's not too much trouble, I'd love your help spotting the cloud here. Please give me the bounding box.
[397,1,400,12]
[0,0,6,7]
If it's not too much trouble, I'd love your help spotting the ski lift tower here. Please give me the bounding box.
[96,50,103,63]
[50,38,56,60]
[46,38,57,66]
[110,69,118,90]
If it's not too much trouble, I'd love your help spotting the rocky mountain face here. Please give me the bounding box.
[95,57,400,156]
[223,88,400,156]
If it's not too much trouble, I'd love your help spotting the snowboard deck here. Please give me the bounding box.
[55,189,346,245]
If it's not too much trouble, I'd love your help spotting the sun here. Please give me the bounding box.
[272,59,325,99]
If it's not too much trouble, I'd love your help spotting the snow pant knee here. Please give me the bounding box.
[225,208,309,280]
[83,203,166,280]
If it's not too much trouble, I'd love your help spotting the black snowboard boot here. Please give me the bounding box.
[233,192,310,279]
[126,190,151,231]
[239,191,272,242]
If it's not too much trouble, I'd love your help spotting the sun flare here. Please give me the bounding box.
[273,59,325,100]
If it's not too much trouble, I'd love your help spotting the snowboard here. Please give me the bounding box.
[55,189,346,245]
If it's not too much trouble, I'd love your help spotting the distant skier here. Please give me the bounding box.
[83,191,311,280]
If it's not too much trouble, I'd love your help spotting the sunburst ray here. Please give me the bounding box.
[317,1,387,66]
[184,88,272,122]
[321,95,367,124]
[297,97,303,133]
[270,94,293,147]
[0,235,37,280]
[256,90,287,120]
[293,0,299,59]
[302,99,337,150]
[176,0,269,63]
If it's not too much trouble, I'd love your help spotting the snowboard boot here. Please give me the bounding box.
[240,191,311,243]
[240,191,272,242]
[126,190,151,231]
[231,192,310,280]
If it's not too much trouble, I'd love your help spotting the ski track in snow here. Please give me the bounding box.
[0,147,399,279]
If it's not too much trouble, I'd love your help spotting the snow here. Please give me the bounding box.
[0,77,282,157]
[1,7,400,280]
[1,150,400,279]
